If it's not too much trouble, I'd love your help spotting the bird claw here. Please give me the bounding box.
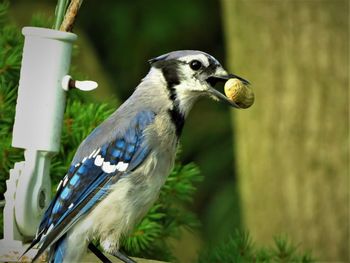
[110,250,137,263]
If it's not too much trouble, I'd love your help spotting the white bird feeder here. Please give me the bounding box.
[13,27,76,236]
[0,27,96,261]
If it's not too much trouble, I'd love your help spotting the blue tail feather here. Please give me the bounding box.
[49,236,67,263]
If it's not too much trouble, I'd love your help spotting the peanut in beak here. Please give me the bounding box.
[224,78,254,109]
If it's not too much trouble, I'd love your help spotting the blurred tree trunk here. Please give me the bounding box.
[221,0,349,261]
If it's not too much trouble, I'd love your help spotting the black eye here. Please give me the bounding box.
[189,60,202,71]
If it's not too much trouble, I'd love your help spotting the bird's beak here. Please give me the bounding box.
[205,68,250,108]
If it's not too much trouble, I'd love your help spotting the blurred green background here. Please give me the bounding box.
[7,0,349,262]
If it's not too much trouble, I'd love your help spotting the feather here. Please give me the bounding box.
[29,110,156,262]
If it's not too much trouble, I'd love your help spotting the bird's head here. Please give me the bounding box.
[148,50,249,115]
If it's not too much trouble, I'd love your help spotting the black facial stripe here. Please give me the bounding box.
[158,60,180,104]
[204,56,220,76]
[154,60,180,89]
[153,60,185,137]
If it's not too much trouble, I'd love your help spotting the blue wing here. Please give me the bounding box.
[29,110,156,261]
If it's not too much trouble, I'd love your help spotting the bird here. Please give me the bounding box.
[24,50,249,263]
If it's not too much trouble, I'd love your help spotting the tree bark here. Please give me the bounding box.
[221,0,349,261]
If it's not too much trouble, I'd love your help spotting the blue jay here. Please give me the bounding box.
[26,50,249,263]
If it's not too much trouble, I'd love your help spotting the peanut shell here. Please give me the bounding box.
[224,78,254,108]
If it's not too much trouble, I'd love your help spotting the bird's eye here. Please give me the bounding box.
[189,60,202,71]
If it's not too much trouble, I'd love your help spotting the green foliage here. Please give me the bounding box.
[270,235,313,262]
[0,3,203,261]
[0,1,24,199]
[198,230,314,263]
[30,13,54,29]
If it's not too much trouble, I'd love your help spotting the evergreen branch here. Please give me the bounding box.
[0,1,8,27]
[197,230,314,263]
[160,163,202,203]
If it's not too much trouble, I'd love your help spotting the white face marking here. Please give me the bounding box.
[102,161,118,173]
[94,155,104,166]
[171,54,224,115]
[179,54,210,67]
[68,203,74,209]
[116,162,129,172]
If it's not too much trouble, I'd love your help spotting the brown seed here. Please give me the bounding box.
[224,78,254,108]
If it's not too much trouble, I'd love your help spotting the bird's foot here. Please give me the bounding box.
[100,237,136,262]
[88,243,112,263]
[110,250,137,263]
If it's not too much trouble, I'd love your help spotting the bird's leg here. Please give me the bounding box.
[88,243,112,263]
[109,250,137,263]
